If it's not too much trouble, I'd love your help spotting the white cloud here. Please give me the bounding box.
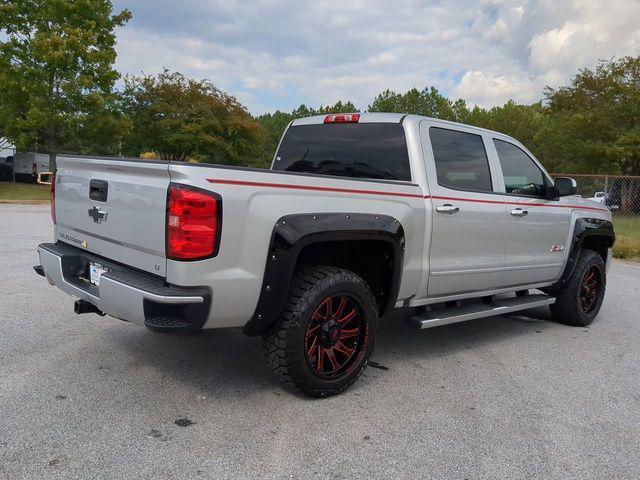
[528,0,640,76]
[111,0,640,114]
[474,0,526,42]
[453,70,537,107]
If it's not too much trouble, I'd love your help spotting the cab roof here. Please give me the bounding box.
[290,112,515,141]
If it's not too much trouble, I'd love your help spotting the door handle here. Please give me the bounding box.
[436,204,459,215]
[510,208,528,217]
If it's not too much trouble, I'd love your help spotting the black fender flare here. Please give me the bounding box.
[243,213,405,336]
[549,217,614,291]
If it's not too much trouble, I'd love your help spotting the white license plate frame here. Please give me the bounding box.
[89,262,108,286]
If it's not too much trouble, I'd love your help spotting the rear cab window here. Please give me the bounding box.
[273,123,411,181]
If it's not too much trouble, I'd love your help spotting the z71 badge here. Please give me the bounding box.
[550,244,564,252]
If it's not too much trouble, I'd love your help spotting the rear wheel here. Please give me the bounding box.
[262,265,378,397]
[550,249,606,326]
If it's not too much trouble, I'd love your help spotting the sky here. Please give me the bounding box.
[111,0,640,115]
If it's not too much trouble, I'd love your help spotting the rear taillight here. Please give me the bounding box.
[166,184,221,260]
[50,172,56,224]
[324,113,360,124]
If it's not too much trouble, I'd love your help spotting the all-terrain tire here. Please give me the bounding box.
[262,265,378,398]
[550,249,606,327]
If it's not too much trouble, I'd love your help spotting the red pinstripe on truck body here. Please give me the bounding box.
[205,178,609,213]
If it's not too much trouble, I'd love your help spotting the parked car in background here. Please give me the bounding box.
[34,113,615,397]
[12,152,50,183]
[587,191,619,210]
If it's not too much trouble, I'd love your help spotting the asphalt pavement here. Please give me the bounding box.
[1,204,639,479]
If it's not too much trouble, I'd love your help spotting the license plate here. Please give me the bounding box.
[89,262,108,286]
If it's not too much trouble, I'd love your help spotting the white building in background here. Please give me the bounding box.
[0,138,15,158]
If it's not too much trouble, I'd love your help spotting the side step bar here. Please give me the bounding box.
[409,294,555,330]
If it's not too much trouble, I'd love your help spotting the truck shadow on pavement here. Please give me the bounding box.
[97,305,555,398]
[376,305,554,362]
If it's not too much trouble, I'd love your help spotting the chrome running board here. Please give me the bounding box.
[409,294,555,330]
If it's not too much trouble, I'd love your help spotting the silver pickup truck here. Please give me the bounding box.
[35,113,614,397]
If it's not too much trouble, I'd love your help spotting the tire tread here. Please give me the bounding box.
[262,265,376,397]
[550,249,606,326]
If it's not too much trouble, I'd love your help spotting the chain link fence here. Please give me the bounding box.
[552,174,640,258]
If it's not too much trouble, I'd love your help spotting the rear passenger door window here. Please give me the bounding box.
[493,139,546,198]
[429,127,493,193]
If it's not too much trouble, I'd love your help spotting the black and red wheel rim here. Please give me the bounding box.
[579,265,602,314]
[304,294,367,379]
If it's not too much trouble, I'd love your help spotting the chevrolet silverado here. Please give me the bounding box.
[34,113,614,397]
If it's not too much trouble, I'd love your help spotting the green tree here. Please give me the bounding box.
[0,0,131,170]
[122,70,266,165]
[255,110,295,165]
[65,107,133,157]
[368,86,467,121]
[466,101,551,165]
[314,101,358,115]
[545,56,640,210]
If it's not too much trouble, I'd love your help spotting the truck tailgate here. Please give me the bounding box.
[54,156,170,276]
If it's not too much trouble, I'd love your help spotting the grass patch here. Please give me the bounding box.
[0,181,50,201]
[613,216,640,260]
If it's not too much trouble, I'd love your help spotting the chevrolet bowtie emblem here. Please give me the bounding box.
[88,206,108,223]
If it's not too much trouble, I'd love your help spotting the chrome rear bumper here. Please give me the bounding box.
[36,242,210,329]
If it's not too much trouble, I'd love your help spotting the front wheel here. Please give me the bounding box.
[550,249,606,326]
[262,266,378,398]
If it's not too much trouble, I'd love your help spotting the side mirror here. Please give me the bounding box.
[554,177,577,197]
